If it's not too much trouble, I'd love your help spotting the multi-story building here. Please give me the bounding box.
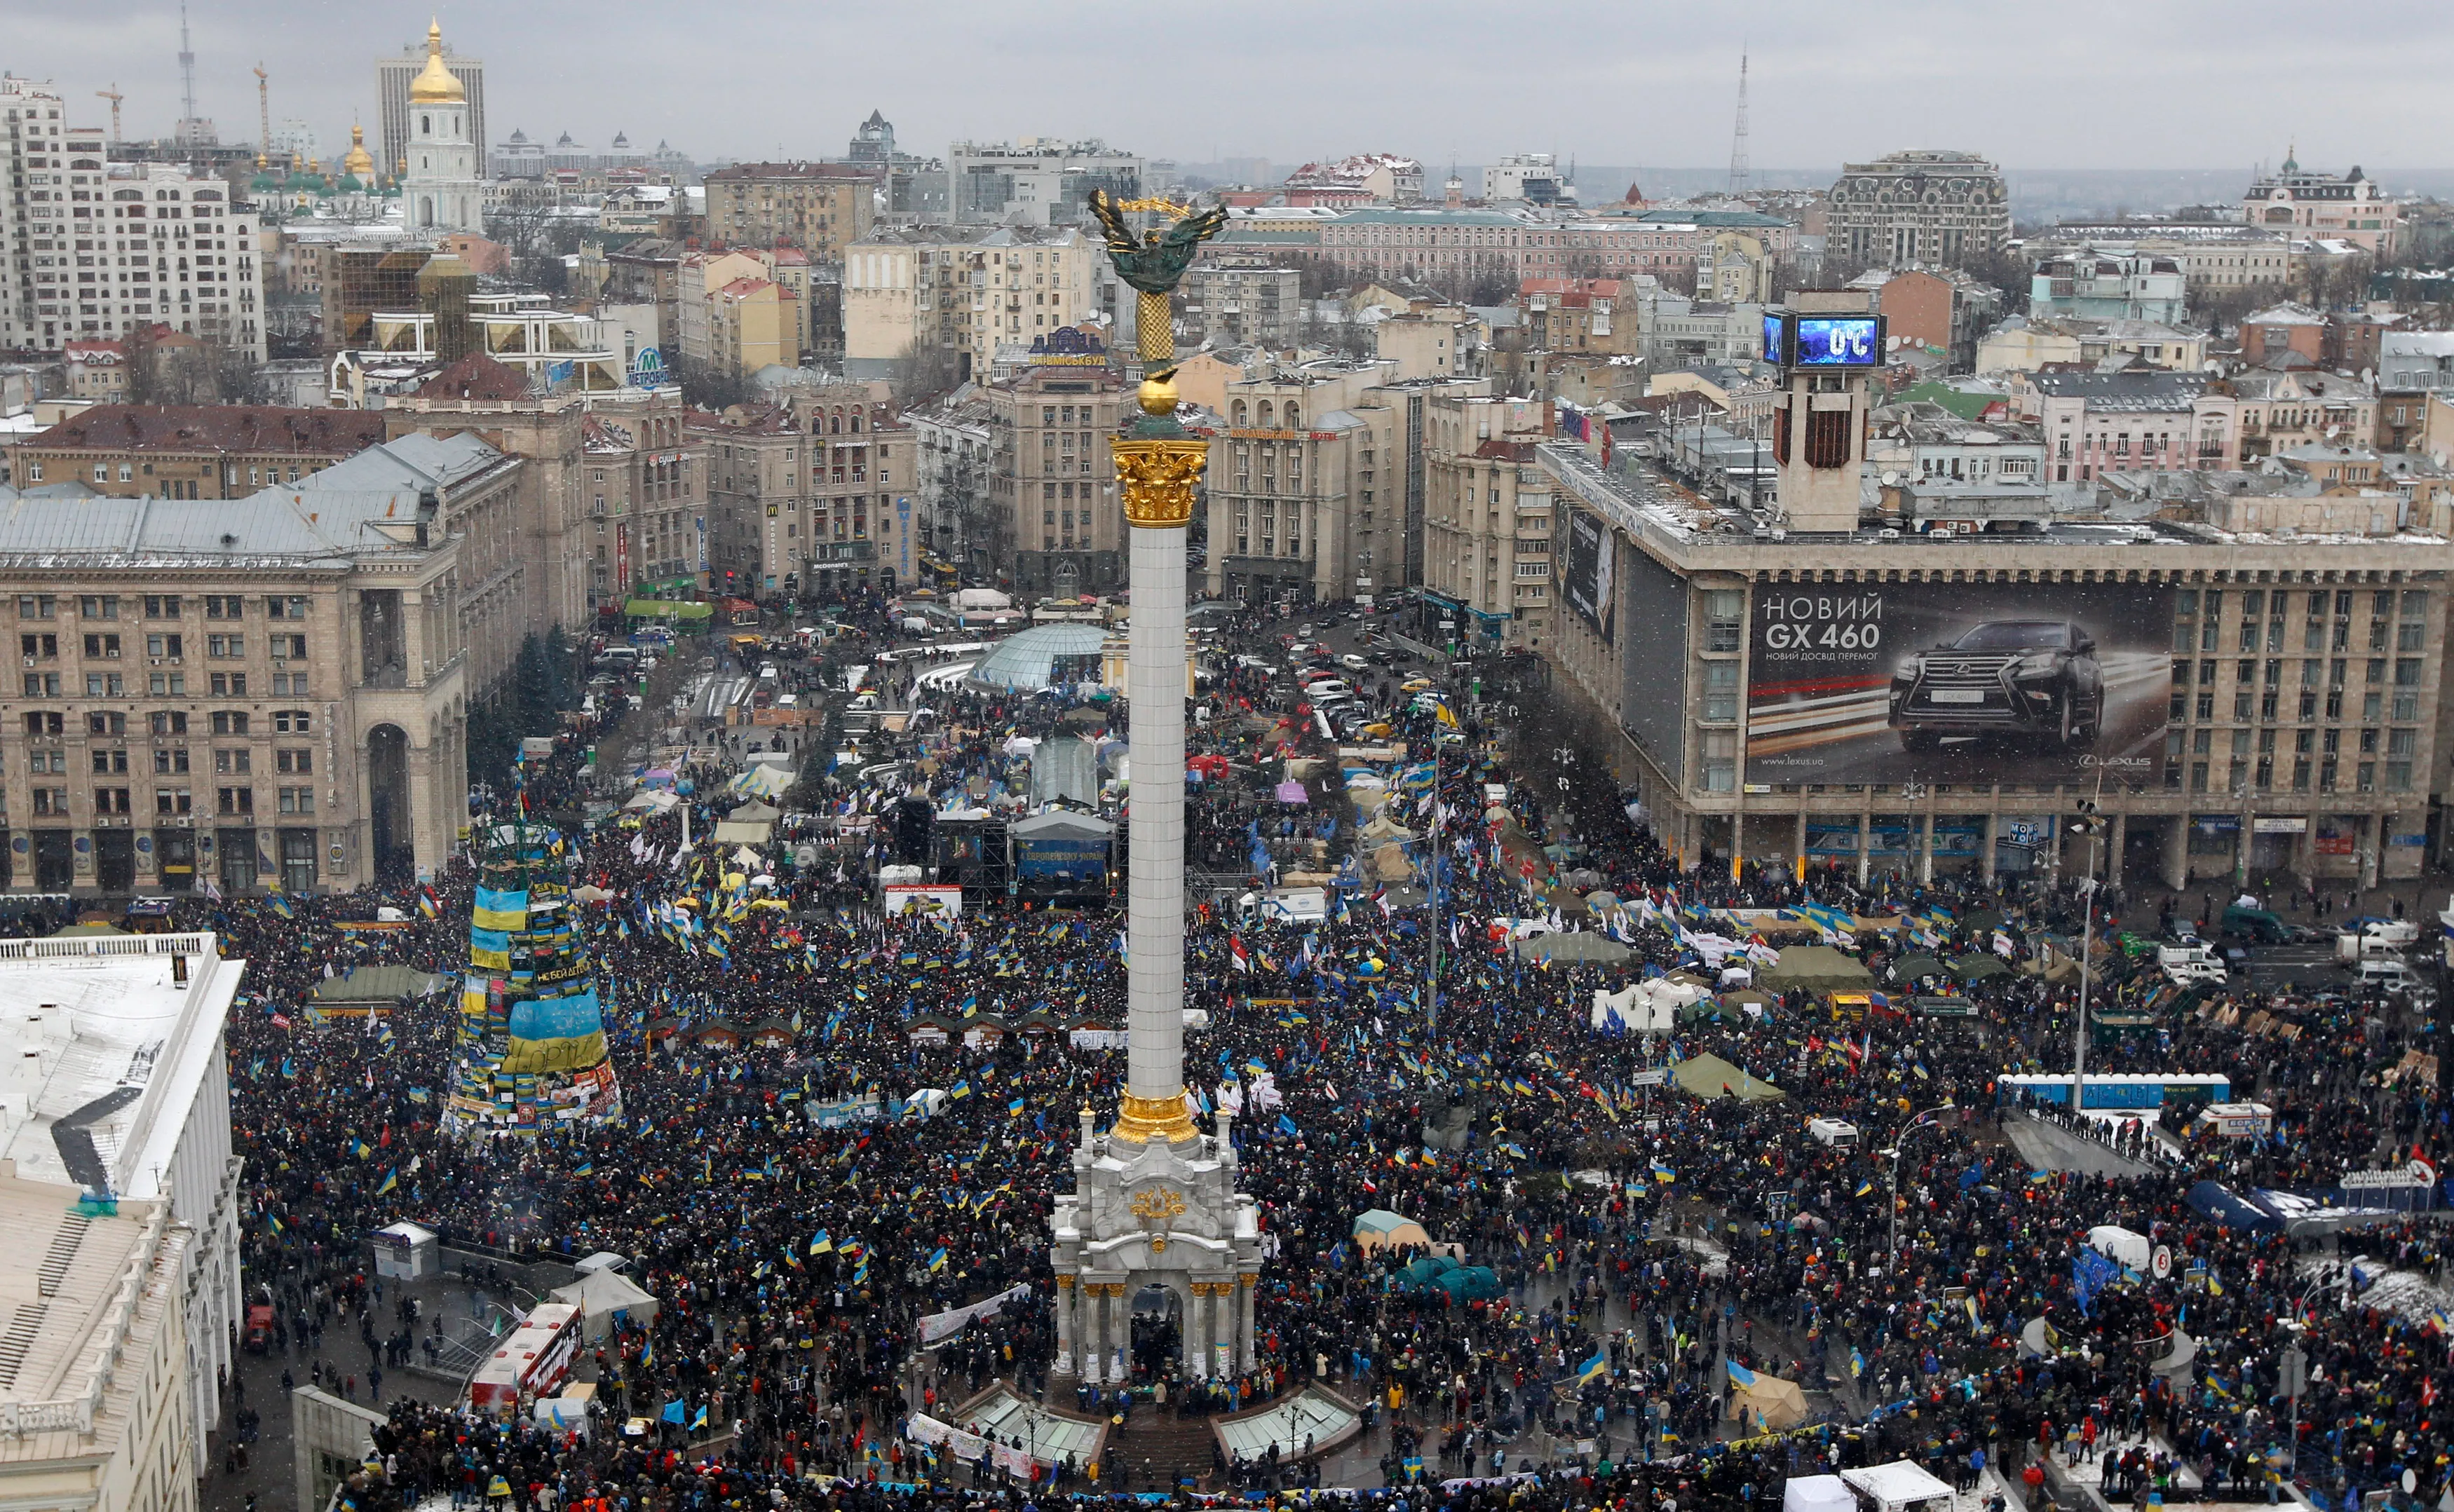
[909,383,996,581]
[2241,301,2327,367]
[0,77,69,349]
[399,22,484,234]
[377,31,485,182]
[1420,393,1557,651]
[1179,260,1302,350]
[1210,205,1797,288]
[700,161,877,258]
[1975,316,2206,376]
[1201,359,1444,609]
[385,368,698,627]
[2190,370,2377,470]
[2029,247,2188,325]
[0,1164,194,1511]
[63,338,128,400]
[1638,294,1766,370]
[947,138,1141,226]
[0,927,247,1481]
[1282,154,1423,208]
[691,384,918,601]
[0,435,483,894]
[1542,421,2453,888]
[1479,154,1571,206]
[8,406,386,500]
[2241,151,2401,257]
[2013,369,2210,483]
[2028,225,2296,298]
[704,275,800,377]
[1853,266,2002,372]
[1825,150,2011,268]
[985,362,1125,599]
[2,120,266,360]
[842,225,1099,383]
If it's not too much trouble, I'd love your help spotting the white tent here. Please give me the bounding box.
[548,1267,661,1341]
[1841,1462,1955,1512]
[1592,977,1707,1032]
[1783,1476,1854,1512]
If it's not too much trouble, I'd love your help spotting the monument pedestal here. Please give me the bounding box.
[1049,1108,1261,1384]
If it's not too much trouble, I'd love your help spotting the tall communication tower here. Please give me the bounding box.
[178,4,198,128]
[1726,52,1751,196]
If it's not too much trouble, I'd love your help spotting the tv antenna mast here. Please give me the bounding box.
[1726,50,1751,196]
[177,3,199,131]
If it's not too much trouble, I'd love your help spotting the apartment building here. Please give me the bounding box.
[8,407,386,500]
[1420,394,1557,651]
[1825,150,2011,268]
[384,371,698,625]
[909,384,996,582]
[2,116,266,360]
[2241,152,2401,257]
[690,384,917,601]
[2029,247,2188,325]
[843,225,1099,383]
[985,363,1125,599]
[1179,261,1302,350]
[1975,317,2206,376]
[2190,371,2378,470]
[2034,226,2295,295]
[1210,206,1796,288]
[701,161,876,258]
[947,139,1141,226]
[2014,369,2211,483]
[0,436,482,894]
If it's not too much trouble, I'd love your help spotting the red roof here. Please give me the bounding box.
[25,405,386,456]
[415,353,533,402]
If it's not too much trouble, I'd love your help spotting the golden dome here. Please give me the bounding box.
[341,123,375,179]
[407,20,464,104]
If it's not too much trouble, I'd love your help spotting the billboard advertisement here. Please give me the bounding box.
[1746,581,2173,785]
[1562,505,1615,643]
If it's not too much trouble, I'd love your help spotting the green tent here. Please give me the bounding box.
[1671,1052,1784,1102]
[625,599,714,621]
[1946,953,2012,981]
[1758,944,1873,993]
[1888,953,1948,984]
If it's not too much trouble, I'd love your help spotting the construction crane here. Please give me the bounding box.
[253,64,269,161]
[95,86,122,143]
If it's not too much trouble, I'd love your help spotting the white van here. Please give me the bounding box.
[1807,1117,1859,1148]
[2356,958,2426,995]
[2156,944,2228,985]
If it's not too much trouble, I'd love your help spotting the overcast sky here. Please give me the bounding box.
[21,0,2454,179]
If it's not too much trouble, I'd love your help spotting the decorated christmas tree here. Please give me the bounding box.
[444,819,621,1136]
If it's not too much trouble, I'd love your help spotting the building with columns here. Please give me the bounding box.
[0,435,476,896]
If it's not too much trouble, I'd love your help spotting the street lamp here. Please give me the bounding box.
[2070,784,2110,1115]
[1885,1098,1956,1267]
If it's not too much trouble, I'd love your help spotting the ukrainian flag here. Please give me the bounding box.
[1651,1162,1677,1184]
[810,1231,832,1255]
[473,887,528,932]
[928,1246,948,1272]
[1578,1347,1609,1384]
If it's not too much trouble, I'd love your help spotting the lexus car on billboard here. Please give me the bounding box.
[1745,582,2173,785]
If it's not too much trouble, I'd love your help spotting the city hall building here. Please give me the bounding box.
[1536,293,2449,891]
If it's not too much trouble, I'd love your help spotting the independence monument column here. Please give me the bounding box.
[1045,193,1259,1388]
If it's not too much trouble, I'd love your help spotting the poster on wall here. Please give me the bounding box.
[1747,581,2174,785]
[881,884,964,918]
[1562,505,1615,643]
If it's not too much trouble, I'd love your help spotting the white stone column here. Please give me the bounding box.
[1238,1279,1256,1373]
[1188,1286,1212,1379]
[1126,522,1188,1107]
[1054,1279,1075,1375]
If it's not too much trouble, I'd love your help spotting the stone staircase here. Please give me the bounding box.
[1104,1410,1219,1492]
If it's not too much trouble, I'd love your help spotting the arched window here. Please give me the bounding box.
[829,411,842,435]
[1231,400,1247,426]
[1285,406,1302,429]
[421,114,431,137]
[850,412,862,434]
[1257,400,1275,428]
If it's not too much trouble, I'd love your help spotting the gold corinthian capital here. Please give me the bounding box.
[1113,437,1208,530]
